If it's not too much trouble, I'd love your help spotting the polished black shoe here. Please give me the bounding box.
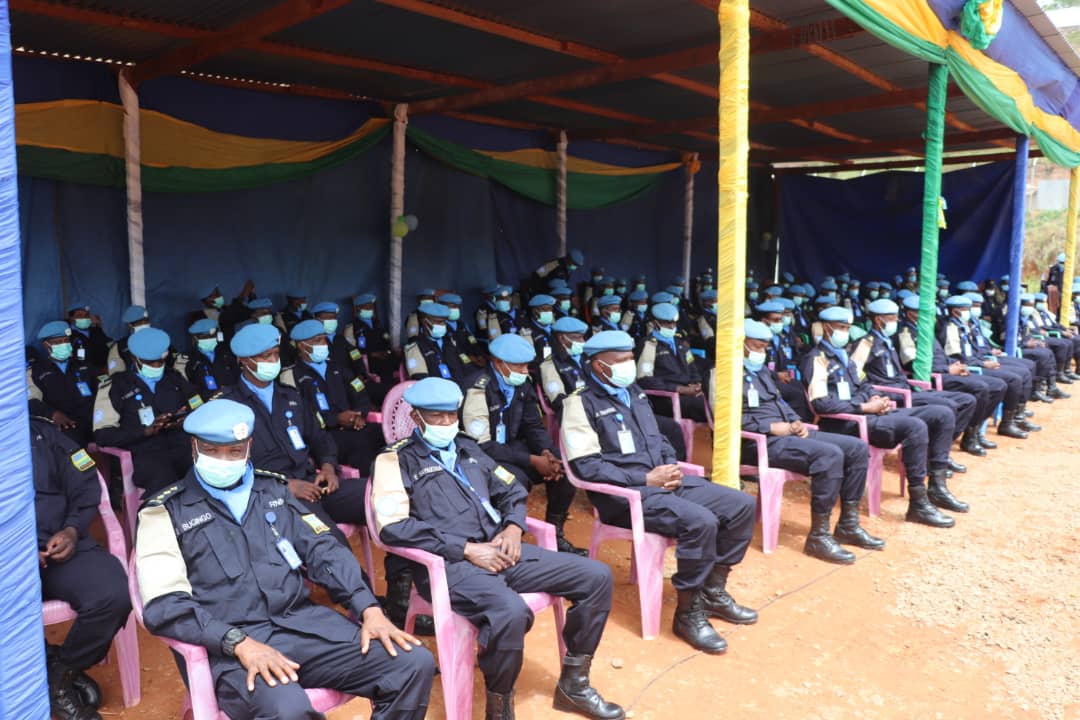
[927,470,969,513]
[1015,407,1041,432]
[546,512,588,557]
[486,690,516,720]
[960,428,986,456]
[947,458,967,474]
[997,411,1029,439]
[804,512,855,564]
[72,671,102,710]
[1056,371,1074,385]
[552,654,626,719]
[833,500,886,550]
[1066,370,1080,382]
[673,589,727,654]
[905,485,955,528]
[701,565,758,624]
[1032,381,1054,403]
[1049,384,1071,400]
[48,659,100,720]
[977,429,998,449]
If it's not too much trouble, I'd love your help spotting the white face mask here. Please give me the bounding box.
[959,310,971,323]
[420,417,458,448]
[601,359,636,387]
[195,451,249,489]
[829,329,850,347]
[882,321,898,337]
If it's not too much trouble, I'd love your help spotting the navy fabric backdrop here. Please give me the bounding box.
[778,161,1015,285]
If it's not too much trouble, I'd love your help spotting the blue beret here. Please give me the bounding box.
[848,278,861,286]
[597,295,622,308]
[820,279,838,291]
[66,302,89,315]
[548,278,569,289]
[880,282,893,290]
[744,319,772,341]
[568,248,584,266]
[956,281,978,292]
[650,291,674,304]
[937,278,950,288]
[552,317,588,334]
[782,271,795,283]
[665,285,682,296]
[290,319,328,342]
[583,330,634,356]
[404,377,463,411]
[437,293,462,305]
[965,292,983,303]
[902,295,920,311]
[286,289,306,299]
[673,275,685,284]
[755,300,784,314]
[311,301,338,315]
[198,285,220,301]
[746,280,759,289]
[38,321,72,341]
[764,286,783,297]
[819,306,853,323]
[651,303,679,322]
[528,294,555,308]
[867,299,899,315]
[906,266,917,274]
[1073,282,1080,292]
[1020,293,1034,302]
[774,296,793,310]
[838,273,850,282]
[496,285,513,297]
[128,327,170,361]
[418,302,451,319]
[628,290,649,302]
[815,294,837,305]
[183,399,255,444]
[246,298,272,311]
[591,266,605,274]
[122,305,148,324]
[416,288,436,298]
[188,318,218,335]
[602,276,616,285]
[865,281,880,290]
[1058,252,1067,263]
[230,323,281,357]
[1001,274,1010,281]
[550,286,573,297]
[483,283,501,295]
[489,333,536,363]
[897,289,914,300]
[701,289,718,302]
[353,293,376,306]
[945,295,972,308]
[1034,292,1048,301]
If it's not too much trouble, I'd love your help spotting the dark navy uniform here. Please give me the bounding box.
[740,367,868,514]
[486,308,519,341]
[92,369,199,492]
[327,331,390,406]
[561,377,755,591]
[446,319,484,368]
[371,434,613,694]
[1018,311,1062,381]
[403,334,469,385]
[968,317,1037,400]
[926,318,1016,413]
[68,325,111,373]
[31,350,99,446]
[800,341,954,485]
[137,470,434,720]
[764,328,815,422]
[184,347,240,402]
[635,335,709,422]
[1035,306,1080,366]
[34,418,131,672]
[519,320,554,363]
[345,315,397,382]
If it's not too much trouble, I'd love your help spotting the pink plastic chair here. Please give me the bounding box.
[88,444,139,540]
[364,485,566,720]
[336,465,376,582]
[128,554,360,719]
[559,438,705,639]
[379,381,418,444]
[42,472,140,708]
[739,425,818,554]
[642,389,711,463]
[536,386,560,445]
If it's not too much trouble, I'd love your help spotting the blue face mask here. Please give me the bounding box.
[420,417,458,449]
[495,299,511,313]
[73,318,92,331]
[138,361,165,381]
[322,319,338,335]
[447,308,461,321]
[256,315,273,325]
[658,326,676,339]
[428,323,447,339]
[358,308,375,320]
[567,340,584,357]
[49,342,73,362]
[558,300,571,312]
[212,296,225,309]
[602,288,614,296]
[197,338,218,354]
[309,344,330,363]
[743,350,766,373]
[537,311,554,326]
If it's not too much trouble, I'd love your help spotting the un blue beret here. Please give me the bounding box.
[548,278,569,289]
[743,319,772,341]
[66,302,89,315]
[673,275,686,284]
[755,300,784,314]
[286,289,306,299]
[937,278,950,288]
[747,280,759,290]
[634,274,647,283]
[188,318,218,335]
[550,286,573,297]
[764,286,783,297]
[651,291,674,304]
[552,317,588,334]
[583,330,634,356]
[774,296,793,309]
[865,281,880,290]
[838,273,851,282]
[496,285,513,297]
[820,279,838,291]
[906,266,917,274]
[311,301,338,315]
[483,283,501,295]
[128,327,170,361]
[1034,292,1048,301]
[1073,282,1080,292]
[405,377,463,411]
[880,282,893,290]
[417,288,436,298]
[815,294,837,305]
[782,271,795,283]
[848,278,861,286]
[628,290,649,302]
[529,294,555,308]
[38,321,72,341]
[867,299,899,315]
[965,292,983,303]
[819,306,853,323]
[418,302,450,319]
[489,333,536,363]
[1020,293,1034,302]
[198,285,220,301]
[597,295,622,308]
[945,295,972,308]
[956,281,978,292]
[1001,274,1010,281]
[568,248,584,266]
[1058,252,1067,263]
[122,305,148,324]
[651,303,679,322]
[902,295,920,311]
[353,293,376,306]
[290,319,328,342]
[897,289,914,300]
[246,298,272,311]
[183,398,255,444]
[230,323,281,358]
[437,293,462,305]
[701,289,718,302]
[665,285,682,296]
[601,276,615,285]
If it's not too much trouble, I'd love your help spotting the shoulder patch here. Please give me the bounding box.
[188,394,204,411]
[144,483,184,507]
[350,377,365,393]
[474,375,489,389]
[254,469,289,483]
[70,448,95,472]
[301,513,332,535]
[383,437,413,453]
[493,465,516,485]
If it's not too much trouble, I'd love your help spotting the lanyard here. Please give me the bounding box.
[431,453,490,510]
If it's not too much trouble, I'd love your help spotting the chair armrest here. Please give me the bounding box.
[872,385,911,408]
[643,388,683,421]
[366,412,383,424]
[89,444,135,480]
[817,412,869,442]
[909,379,931,391]
[805,423,819,431]
[339,465,360,480]
[524,518,557,551]
[930,373,943,391]
[967,366,984,375]
[677,461,705,476]
[739,431,770,478]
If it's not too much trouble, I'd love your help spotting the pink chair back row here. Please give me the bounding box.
[379,380,418,444]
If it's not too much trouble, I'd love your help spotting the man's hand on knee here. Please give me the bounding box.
[234,638,300,692]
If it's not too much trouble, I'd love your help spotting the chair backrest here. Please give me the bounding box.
[94,470,128,560]
[380,380,418,444]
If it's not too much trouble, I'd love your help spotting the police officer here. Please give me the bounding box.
[636,303,708,423]
[694,289,717,357]
[857,299,982,457]
[403,302,470,384]
[592,295,627,334]
[404,289,437,342]
[105,305,153,375]
[626,290,652,342]
[562,331,756,655]
[741,320,882,564]
[311,301,364,384]
[520,294,557,361]
[66,303,111,373]
[371,379,623,720]
[136,399,434,720]
[1017,293,1068,401]
[273,290,311,337]
[486,284,518,340]
[93,328,198,493]
[186,284,226,330]
[33,414,130,720]
[246,297,275,326]
[185,318,240,402]
[551,284,576,320]
[461,334,584,556]
[1046,252,1066,299]
[528,247,584,297]
[752,300,815,422]
[800,306,964,524]
[345,292,398,384]
[221,323,365,547]
[1033,291,1080,379]
[32,321,99,446]
[539,317,591,413]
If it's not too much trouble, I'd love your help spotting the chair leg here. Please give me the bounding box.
[759,471,786,554]
[587,519,603,562]
[115,616,141,707]
[628,544,637,585]
[866,451,884,517]
[633,535,669,640]
[550,599,568,659]
[358,530,377,585]
[680,420,695,464]
[435,616,480,720]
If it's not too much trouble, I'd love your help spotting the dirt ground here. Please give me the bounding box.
[56,396,1080,720]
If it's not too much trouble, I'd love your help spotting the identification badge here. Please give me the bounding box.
[837,380,852,401]
[315,391,330,411]
[276,537,303,569]
[357,335,367,349]
[543,346,552,359]
[286,424,307,450]
[76,381,92,397]
[495,422,507,444]
[747,387,760,408]
[617,429,636,455]
[480,499,502,524]
[438,363,452,379]
[575,378,585,389]
[783,346,792,360]
[885,361,895,378]
[459,353,471,365]
[137,405,155,427]
[204,374,218,391]
[217,331,224,342]
[963,343,972,357]
[76,347,86,360]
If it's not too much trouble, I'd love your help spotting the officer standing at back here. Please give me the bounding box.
[66,303,111,374]
[32,321,99,446]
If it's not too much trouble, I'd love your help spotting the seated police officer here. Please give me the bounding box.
[273,290,311,337]
[636,303,709,423]
[965,291,1043,418]
[485,284,519,341]
[1032,291,1080,380]
[185,318,240,402]
[539,316,591,413]
[741,320,883,565]
[403,289,436,342]
[436,292,485,370]
[403,302,470,384]
[519,294,557,361]
[93,328,199,493]
[33,413,131,720]
[344,293,397,383]
[66,303,111,374]
[105,305,153,375]
[591,294,626,334]
[372,378,623,720]
[561,331,756,655]
[800,306,965,525]
[1017,293,1070,401]
[32,321,99,447]
[136,399,434,720]
[462,334,585,556]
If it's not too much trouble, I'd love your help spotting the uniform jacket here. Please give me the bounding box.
[31,351,99,427]
[403,334,469,384]
[32,417,100,551]
[937,316,982,364]
[461,367,554,470]
[851,330,911,389]
[799,341,876,416]
[740,367,800,435]
[69,325,111,372]
[538,348,587,411]
[282,360,372,426]
[93,369,201,451]
[636,335,701,391]
[345,316,392,355]
[895,319,952,373]
[184,348,240,401]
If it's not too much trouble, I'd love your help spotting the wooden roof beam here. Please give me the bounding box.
[774,148,1044,174]
[759,127,1018,162]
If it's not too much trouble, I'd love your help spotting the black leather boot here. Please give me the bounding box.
[385,572,434,636]
[803,511,855,564]
[1056,371,1074,385]
[1049,378,1071,399]
[947,457,967,474]
[552,654,626,719]
[486,690,516,720]
[960,427,986,456]
[977,426,997,449]
[1015,403,1041,432]
[701,565,758,624]
[48,658,100,720]
[833,500,886,550]
[927,469,969,513]
[1032,379,1054,403]
[905,484,955,528]
[1066,370,1080,381]
[47,645,101,709]
[997,410,1029,439]
[673,589,727,654]
[546,512,587,556]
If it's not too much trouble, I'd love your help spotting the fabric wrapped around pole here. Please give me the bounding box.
[0,3,50,717]
[119,69,145,306]
[682,153,697,288]
[389,103,407,351]
[913,63,949,382]
[1004,134,1029,357]
[556,130,567,256]
[1061,166,1079,324]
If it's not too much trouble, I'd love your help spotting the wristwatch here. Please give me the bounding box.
[222,627,248,657]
